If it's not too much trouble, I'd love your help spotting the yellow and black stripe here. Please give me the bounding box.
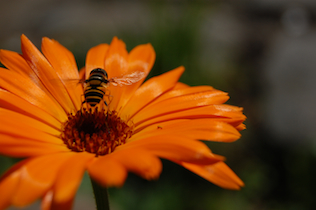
[83,68,109,107]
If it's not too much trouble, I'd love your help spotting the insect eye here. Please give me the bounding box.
[90,68,108,78]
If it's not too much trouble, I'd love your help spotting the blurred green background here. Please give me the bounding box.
[1,0,316,209]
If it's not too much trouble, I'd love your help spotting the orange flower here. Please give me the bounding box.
[0,35,246,210]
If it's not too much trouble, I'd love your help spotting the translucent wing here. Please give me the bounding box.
[109,71,146,86]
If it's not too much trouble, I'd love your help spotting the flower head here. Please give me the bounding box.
[0,35,246,210]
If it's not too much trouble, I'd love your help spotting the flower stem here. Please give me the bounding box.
[90,178,110,210]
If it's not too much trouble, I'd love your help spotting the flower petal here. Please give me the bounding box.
[0,89,64,128]
[113,43,156,110]
[11,153,73,207]
[0,68,66,121]
[121,66,184,119]
[135,105,246,131]
[0,49,42,84]
[152,85,221,104]
[41,191,53,210]
[85,44,109,78]
[0,134,68,158]
[179,161,244,190]
[133,119,241,142]
[132,90,229,124]
[41,37,82,110]
[172,82,190,89]
[0,107,60,136]
[42,190,74,210]
[0,172,19,209]
[110,148,162,180]
[120,135,224,165]
[0,121,61,145]
[53,152,94,204]
[21,34,75,113]
[105,37,128,77]
[105,37,129,110]
[88,156,127,187]
[0,160,28,210]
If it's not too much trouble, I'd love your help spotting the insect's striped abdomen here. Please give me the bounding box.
[84,86,105,107]
[83,69,109,107]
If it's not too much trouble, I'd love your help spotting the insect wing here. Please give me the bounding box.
[109,71,146,86]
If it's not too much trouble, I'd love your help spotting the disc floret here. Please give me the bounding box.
[61,108,133,156]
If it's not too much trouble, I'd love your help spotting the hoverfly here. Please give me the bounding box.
[81,68,145,108]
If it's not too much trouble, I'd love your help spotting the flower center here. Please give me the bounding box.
[61,108,133,156]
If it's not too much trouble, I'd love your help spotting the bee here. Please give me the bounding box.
[82,68,145,108]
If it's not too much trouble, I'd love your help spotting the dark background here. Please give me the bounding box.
[1,0,316,209]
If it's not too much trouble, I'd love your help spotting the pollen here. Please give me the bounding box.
[61,108,134,156]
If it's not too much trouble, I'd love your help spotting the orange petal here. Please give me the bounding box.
[0,107,60,136]
[88,156,127,187]
[172,82,190,89]
[0,160,28,210]
[85,44,109,78]
[0,49,42,84]
[53,152,94,203]
[105,37,128,77]
[133,119,241,142]
[0,89,64,129]
[41,190,53,210]
[0,68,66,121]
[0,134,68,158]
[110,148,162,180]
[104,37,129,110]
[42,190,75,210]
[120,135,224,165]
[0,120,61,145]
[79,67,86,81]
[135,105,246,130]
[0,172,19,209]
[132,90,229,124]
[41,37,82,110]
[236,123,246,131]
[21,34,75,113]
[179,161,244,190]
[112,43,156,110]
[121,66,184,119]
[11,153,73,207]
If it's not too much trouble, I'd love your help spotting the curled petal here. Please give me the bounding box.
[0,160,29,209]
[110,148,162,180]
[11,153,73,207]
[53,152,94,204]
[88,157,127,187]
[42,190,74,210]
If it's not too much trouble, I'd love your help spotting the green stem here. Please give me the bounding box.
[90,178,110,210]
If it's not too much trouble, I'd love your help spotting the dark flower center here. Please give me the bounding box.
[61,108,133,156]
